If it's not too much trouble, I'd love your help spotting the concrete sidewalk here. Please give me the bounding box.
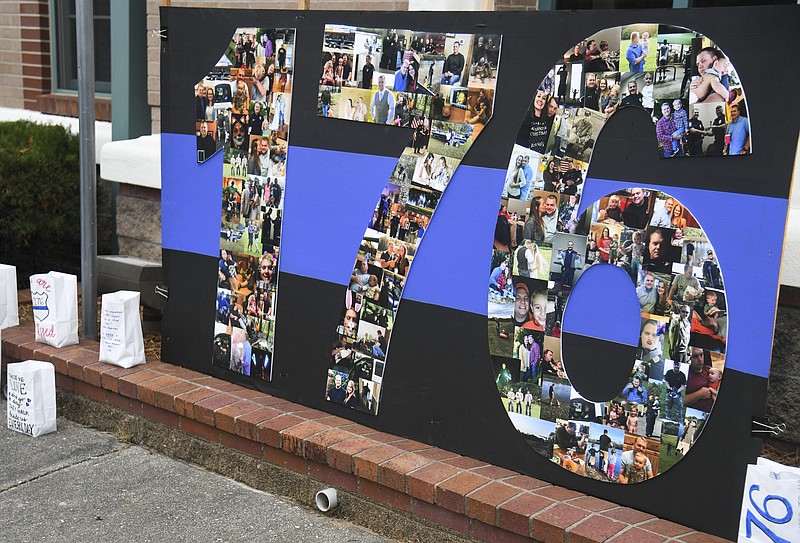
[0,398,396,543]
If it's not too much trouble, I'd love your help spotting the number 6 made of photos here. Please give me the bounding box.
[198,27,296,382]
[318,25,503,415]
[490,23,748,484]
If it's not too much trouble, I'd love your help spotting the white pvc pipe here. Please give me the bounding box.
[315,488,338,512]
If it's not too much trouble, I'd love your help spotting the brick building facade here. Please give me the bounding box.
[0,1,111,119]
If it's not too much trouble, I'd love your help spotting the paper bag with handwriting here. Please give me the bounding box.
[6,360,57,437]
[30,272,79,348]
[737,458,800,543]
[99,290,146,368]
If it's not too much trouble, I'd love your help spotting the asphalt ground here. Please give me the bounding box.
[0,397,397,543]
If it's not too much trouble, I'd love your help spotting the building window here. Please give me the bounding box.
[52,0,111,94]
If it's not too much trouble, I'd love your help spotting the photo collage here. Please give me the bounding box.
[512,24,748,164]
[490,187,727,483]
[488,23,739,483]
[200,27,296,381]
[320,25,502,414]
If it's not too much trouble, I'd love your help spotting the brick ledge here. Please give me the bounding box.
[1,323,731,543]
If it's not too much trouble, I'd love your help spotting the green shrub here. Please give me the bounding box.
[0,121,82,282]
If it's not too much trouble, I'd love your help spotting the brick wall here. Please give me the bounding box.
[0,1,111,120]
[146,0,160,124]
[0,2,26,109]
[19,1,50,112]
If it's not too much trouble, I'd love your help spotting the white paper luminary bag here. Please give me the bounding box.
[30,272,79,348]
[0,264,19,329]
[99,290,146,368]
[6,360,57,437]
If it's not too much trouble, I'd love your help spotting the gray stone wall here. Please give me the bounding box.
[767,305,800,444]
[116,193,162,262]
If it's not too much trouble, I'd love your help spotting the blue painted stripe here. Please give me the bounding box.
[279,146,399,284]
[161,135,787,378]
[572,177,787,378]
[562,264,642,348]
[162,133,223,257]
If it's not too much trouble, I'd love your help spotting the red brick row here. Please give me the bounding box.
[32,95,113,121]
[19,2,55,120]
[1,323,728,542]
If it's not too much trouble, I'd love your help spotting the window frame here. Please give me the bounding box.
[49,0,112,96]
